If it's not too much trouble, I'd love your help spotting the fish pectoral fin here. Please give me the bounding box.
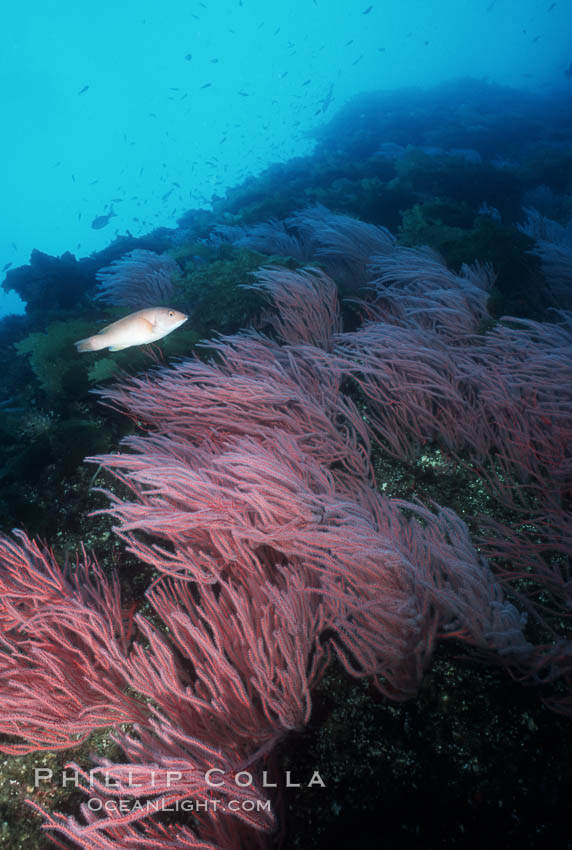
[108,343,131,351]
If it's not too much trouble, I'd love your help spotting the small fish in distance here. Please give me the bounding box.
[75,307,188,352]
[91,208,116,229]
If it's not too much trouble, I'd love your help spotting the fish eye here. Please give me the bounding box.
[168,310,174,316]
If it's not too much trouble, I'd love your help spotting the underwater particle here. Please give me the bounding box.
[77,85,89,94]
[184,53,192,60]
[74,308,188,352]
[362,5,373,13]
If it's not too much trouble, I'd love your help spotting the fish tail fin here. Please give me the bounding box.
[75,335,107,352]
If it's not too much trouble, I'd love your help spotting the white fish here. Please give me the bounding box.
[75,307,188,352]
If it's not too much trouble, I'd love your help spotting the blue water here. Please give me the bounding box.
[1,0,570,318]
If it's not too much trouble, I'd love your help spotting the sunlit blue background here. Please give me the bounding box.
[1,0,570,316]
